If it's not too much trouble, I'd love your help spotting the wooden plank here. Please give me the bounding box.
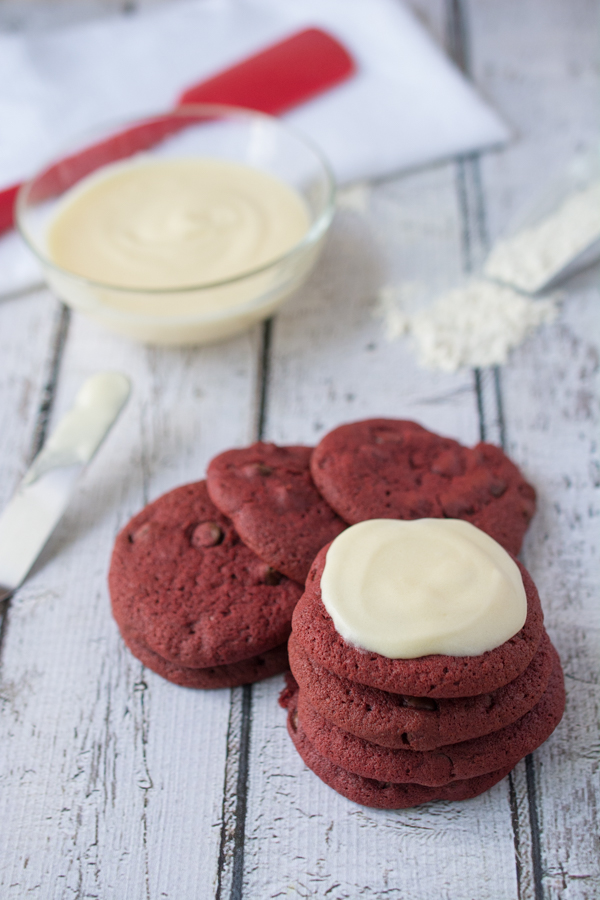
[239,160,528,898]
[0,305,262,899]
[503,271,600,900]
[469,1,600,897]
[0,291,64,509]
[247,680,519,900]
[235,2,519,894]
[264,166,478,447]
[0,288,64,655]
[469,0,600,241]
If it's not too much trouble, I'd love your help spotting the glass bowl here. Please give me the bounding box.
[16,105,335,345]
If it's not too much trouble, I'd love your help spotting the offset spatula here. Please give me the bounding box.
[0,28,355,233]
[0,372,130,601]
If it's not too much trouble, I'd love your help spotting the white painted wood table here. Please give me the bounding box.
[0,1,598,898]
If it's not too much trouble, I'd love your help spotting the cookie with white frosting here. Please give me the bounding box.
[282,504,562,809]
[292,534,545,698]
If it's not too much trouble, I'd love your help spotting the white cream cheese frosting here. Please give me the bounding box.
[320,518,527,658]
[47,157,310,290]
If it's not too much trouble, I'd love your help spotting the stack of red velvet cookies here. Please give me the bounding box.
[281,542,564,809]
[276,419,563,808]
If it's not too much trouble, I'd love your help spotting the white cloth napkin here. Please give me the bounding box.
[0,0,509,295]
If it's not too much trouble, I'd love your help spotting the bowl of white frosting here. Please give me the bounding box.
[16,106,335,345]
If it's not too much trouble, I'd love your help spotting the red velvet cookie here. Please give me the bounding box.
[295,654,564,785]
[310,419,536,556]
[283,687,513,809]
[206,443,346,584]
[292,544,544,698]
[289,630,555,750]
[121,627,289,689]
[109,481,303,669]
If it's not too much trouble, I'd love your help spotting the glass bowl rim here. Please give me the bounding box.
[15,103,336,297]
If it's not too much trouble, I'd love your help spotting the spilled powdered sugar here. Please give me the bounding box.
[375,164,600,372]
[377,279,559,372]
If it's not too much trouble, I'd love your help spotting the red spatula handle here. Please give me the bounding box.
[0,27,354,234]
[179,28,354,113]
[0,185,20,234]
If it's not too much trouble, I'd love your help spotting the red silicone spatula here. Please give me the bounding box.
[0,27,355,234]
